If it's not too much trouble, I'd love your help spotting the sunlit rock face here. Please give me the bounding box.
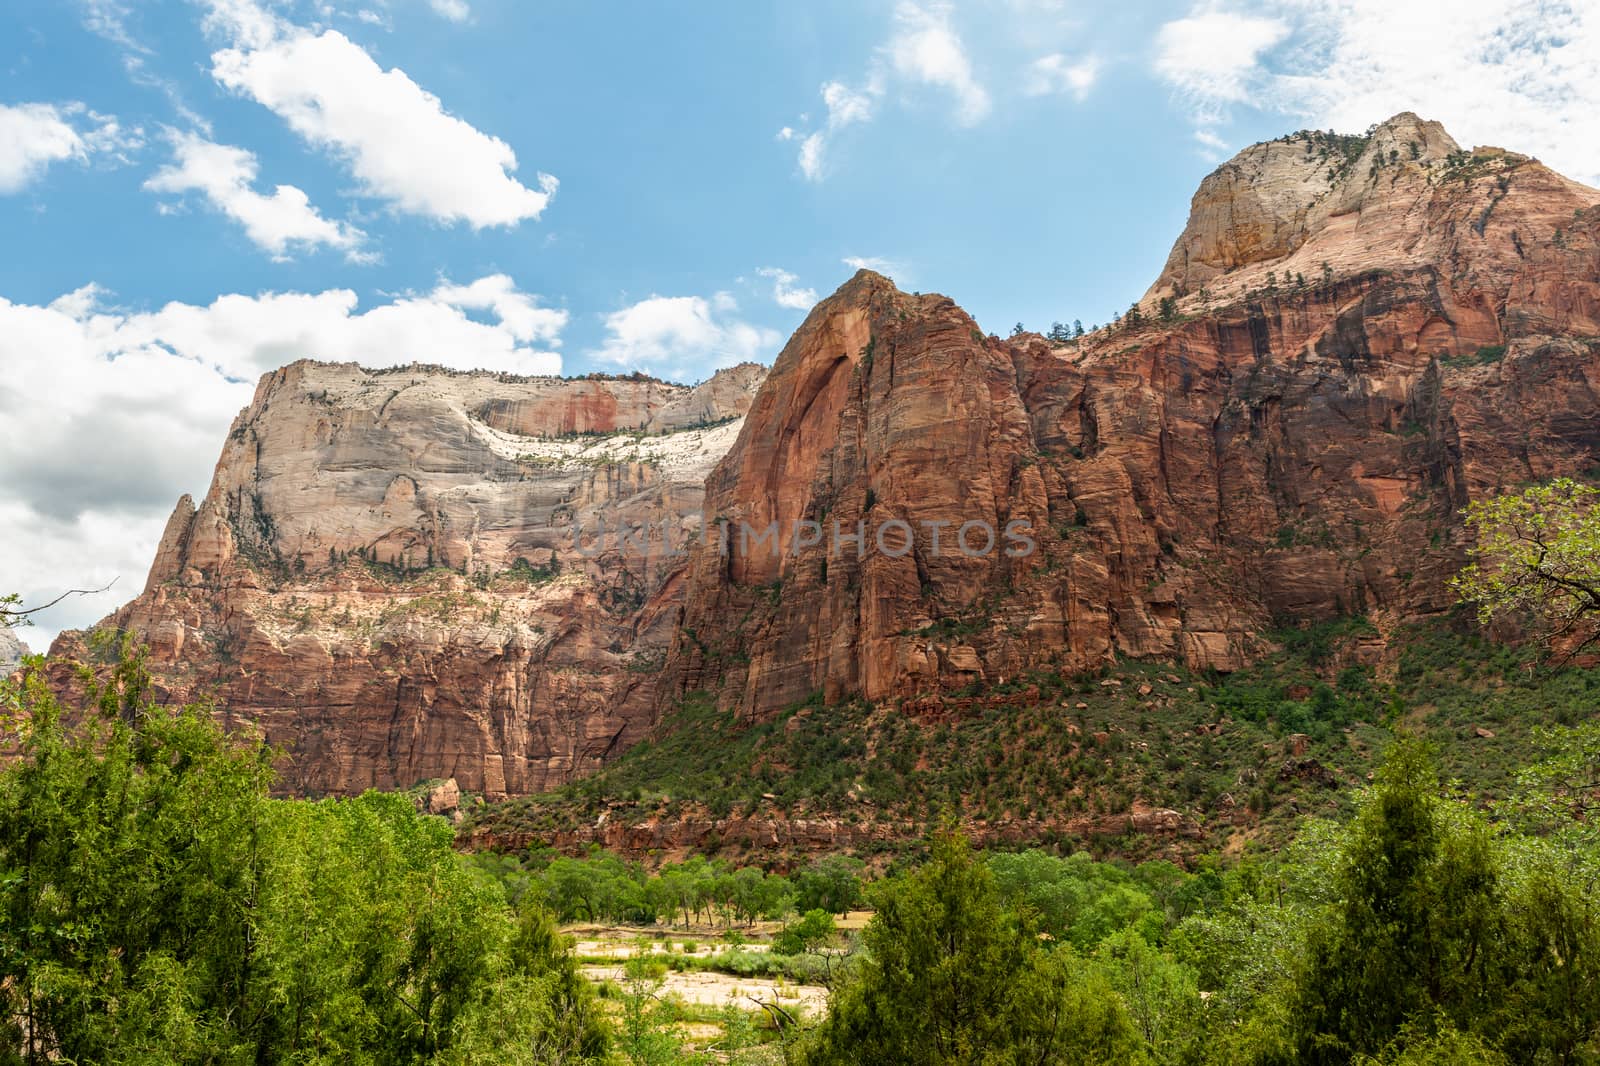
[55,361,764,798]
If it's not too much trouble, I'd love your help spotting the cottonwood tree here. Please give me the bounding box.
[1452,477,1600,658]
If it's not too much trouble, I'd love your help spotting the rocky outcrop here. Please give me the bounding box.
[664,113,1600,723]
[465,803,1202,863]
[55,363,764,798]
[0,625,25,675]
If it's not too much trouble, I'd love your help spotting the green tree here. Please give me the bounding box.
[774,909,836,957]
[0,643,609,1065]
[1292,741,1505,1062]
[1452,477,1600,656]
[793,854,865,915]
[801,828,1143,1064]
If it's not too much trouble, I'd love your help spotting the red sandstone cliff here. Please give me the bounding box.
[662,113,1600,722]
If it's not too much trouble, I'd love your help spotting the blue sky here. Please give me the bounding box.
[3,0,1598,643]
[1,0,1227,368]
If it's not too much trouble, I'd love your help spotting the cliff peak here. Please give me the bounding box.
[1146,112,1596,304]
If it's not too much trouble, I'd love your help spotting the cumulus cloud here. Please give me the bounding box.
[797,133,828,182]
[0,102,140,194]
[1278,0,1600,185]
[590,294,780,380]
[0,276,564,643]
[202,0,555,227]
[756,267,818,311]
[1154,9,1289,123]
[1023,53,1100,100]
[429,274,568,344]
[1155,1,1600,184]
[145,131,369,260]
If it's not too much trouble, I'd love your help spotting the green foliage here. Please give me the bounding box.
[989,850,1168,949]
[0,647,608,1065]
[1292,741,1503,1061]
[1437,344,1506,368]
[1181,742,1600,1065]
[792,855,865,914]
[1453,477,1600,654]
[773,909,835,957]
[801,828,1145,1064]
[468,846,796,928]
[473,619,1600,862]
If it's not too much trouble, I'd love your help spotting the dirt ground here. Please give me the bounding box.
[580,964,829,1013]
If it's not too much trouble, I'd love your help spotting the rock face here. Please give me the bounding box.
[0,625,25,675]
[56,112,1600,795]
[55,363,764,797]
[664,113,1600,722]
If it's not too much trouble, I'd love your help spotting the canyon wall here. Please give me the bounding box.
[55,112,1600,793]
[663,113,1600,722]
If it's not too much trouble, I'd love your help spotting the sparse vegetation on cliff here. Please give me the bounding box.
[466,619,1600,863]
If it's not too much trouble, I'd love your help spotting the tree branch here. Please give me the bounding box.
[3,580,118,623]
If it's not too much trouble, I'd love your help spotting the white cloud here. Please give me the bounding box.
[757,267,818,311]
[1023,53,1100,100]
[1277,0,1600,185]
[591,295,779,380]
[429,274,567,344]
[204,0,555,227]
[1155,2,1600,185]
[797,132,827,182]
[841,255,908,286]
[884,2,990,125]
[821,81,876,128]
[428,0,470,21]
[783,1,991,180]
[1154,9,1288,122]
[0,102,139,194]
[145,131,369,261]
[1193,127,1230,161]
[0,275,564,643]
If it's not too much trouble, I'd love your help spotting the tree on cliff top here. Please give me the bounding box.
[1452,477,1600,658]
